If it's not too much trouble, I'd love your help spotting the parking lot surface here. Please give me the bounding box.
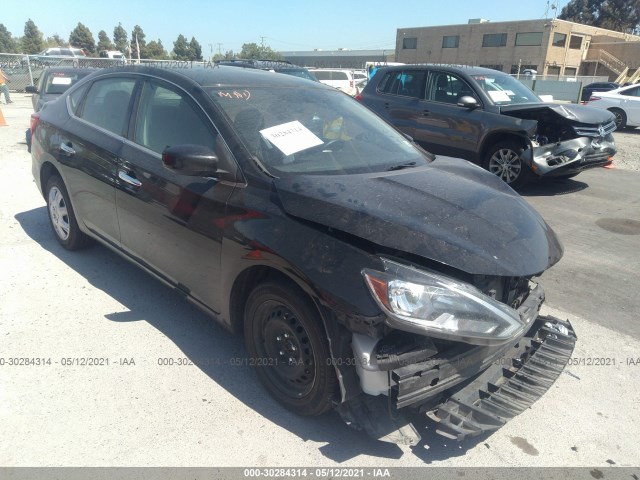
[1,95,639,467]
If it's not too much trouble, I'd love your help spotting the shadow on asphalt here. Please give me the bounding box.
[519,176,589,196]
[15,206,489,464]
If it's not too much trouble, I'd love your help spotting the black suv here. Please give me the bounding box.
[358,65,617,188]
[215,59,317,82]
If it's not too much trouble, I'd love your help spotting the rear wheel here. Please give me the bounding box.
[609,108,627,129]
[244,280,338,416]
[484,141,531,189]
[45,175,91,250]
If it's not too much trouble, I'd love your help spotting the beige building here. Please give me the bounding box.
[396,18,640,81]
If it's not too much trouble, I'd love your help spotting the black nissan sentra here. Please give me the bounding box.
[31,65,576,444]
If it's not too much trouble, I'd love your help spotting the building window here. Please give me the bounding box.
[564,67,577,76]
[482,33,507,47]
[442,35,459,48]
[402,37,417,49]
[515,32,543,46]
[547,66,561,77]
[480,64,503,71]
[569,35,583,49]
[552,33,567,47]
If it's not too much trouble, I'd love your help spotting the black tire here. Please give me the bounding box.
[484,140,532,189]
[244,280,338,416]
[609,108,627,129]
[45,175,92,250]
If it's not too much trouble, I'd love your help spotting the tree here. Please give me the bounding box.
[173,34,191,60]
[0,24,18,53]
[146,39,168,59]
[97,30,114,52]
[113,23,128,53]
[189,37,203,61]
[22,19,44,54]
[69,22,96,55]
[130,25,147,59]
[559,0,640,33]
[45,34,65,48]
[212,50,235,61]
[239,42,282,60]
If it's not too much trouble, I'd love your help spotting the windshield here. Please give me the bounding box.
[207,86,428,175]
[471,73,540,105]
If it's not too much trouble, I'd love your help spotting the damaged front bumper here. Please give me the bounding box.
[339,286,576,444]
[529,133,616,177]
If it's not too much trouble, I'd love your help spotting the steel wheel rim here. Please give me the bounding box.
[48,186,70,241]
[612,111,623,128]
[254,300,316,398]
[489,148,522,184]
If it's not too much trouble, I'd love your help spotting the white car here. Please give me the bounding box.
[308,68,358,96]
[586,84,640,129]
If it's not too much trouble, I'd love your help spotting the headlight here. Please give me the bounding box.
[362,259,525,346]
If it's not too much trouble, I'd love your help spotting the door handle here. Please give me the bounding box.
[118,169,142,187]
[384,102,390,109]
[59,143,76,156]
[422,110,430,116]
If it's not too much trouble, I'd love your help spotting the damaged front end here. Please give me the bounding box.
[337,260,576,446]
[503,103,617,176]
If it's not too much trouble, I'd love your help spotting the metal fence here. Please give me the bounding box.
[1,52,211,92]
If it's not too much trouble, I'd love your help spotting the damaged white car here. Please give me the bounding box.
[358,65,617,188]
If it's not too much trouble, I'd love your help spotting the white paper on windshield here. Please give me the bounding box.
[487,90,511,102]
[259,121,323,156]
[51,77,72,85]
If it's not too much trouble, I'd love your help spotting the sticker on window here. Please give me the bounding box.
[51,77,73,85]
[259,121,323,156]
[487,90,511,102]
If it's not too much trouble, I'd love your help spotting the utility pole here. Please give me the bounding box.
[260,36,266,57]
[216,43,222,56]
[208,43,213,61]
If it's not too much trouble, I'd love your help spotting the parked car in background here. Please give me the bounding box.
[308,68,358,96]
[25,66,97,151]
[581,82,620,102]
[29,47,87,67]
[585,84,640,129]
[26,66,98,112]
[358,65,617,188]
[31,65,574,445]
[215,59,317,82]
[3,65,44,92]
[99,50,126,61]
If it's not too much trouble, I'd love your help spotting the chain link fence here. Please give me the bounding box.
[1,52,210,92]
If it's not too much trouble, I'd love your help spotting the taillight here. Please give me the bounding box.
[587,96,601,103]
[355,94,363,101]
[30,113,40,134]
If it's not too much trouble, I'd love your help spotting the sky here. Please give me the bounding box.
[3,0,568,55]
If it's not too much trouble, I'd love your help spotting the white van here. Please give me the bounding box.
[308,69,357,96]
[99,50,127,61]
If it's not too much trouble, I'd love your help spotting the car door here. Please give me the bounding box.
[620,86,640,125]
[368,69,428,139]
[417,71,483,161]
[60,75,138,245]
[116,78,239,312]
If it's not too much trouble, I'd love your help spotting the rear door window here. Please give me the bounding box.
[78,77,136,136]
[379,70,427,98]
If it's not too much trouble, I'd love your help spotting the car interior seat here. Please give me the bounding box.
[434,75,452,103]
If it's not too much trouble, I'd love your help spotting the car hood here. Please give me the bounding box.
[274,157,563,277]
[500,102,614,125]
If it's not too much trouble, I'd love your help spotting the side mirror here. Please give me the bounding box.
[457,96,479,109]
[25,85,38,94]
[162,144,219,177]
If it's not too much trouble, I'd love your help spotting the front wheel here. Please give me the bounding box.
[484,141,531,189]
[244,280,338,416]
[45,175,91,250]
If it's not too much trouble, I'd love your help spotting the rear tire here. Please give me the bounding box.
[484,141,532,189]
[45,175,92,250]
[609,108,627,129]
[244,280,338,416]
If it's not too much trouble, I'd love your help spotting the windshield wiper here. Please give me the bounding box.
[386,162,417,171]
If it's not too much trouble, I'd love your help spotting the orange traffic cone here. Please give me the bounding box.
[0,106,7,126]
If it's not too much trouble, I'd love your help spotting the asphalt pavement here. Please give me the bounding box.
[0,94,639,468]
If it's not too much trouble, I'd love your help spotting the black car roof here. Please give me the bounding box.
[86,64,326,89]
[375,64,508,76]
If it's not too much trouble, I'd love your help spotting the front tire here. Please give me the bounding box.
[484,141,532,189]
[45,175,91,250]
[244,280,338,416]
